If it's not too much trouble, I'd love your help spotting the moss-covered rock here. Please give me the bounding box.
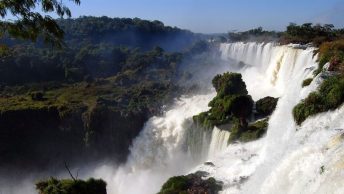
[293,75,344,125]
[193,72,253,129]
[193,72,272,144]
[230,95,254,119]
[36,178,107,194]
[158,171,222,194]
[212,72,248,97]
[255,96,278,118]
[302,78,313,87]
[228,118,268,143]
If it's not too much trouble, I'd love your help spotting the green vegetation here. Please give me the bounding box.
[193,72,275,143]
[0,46,181,114]
[0,79,172,114]
[0,43,184,84]
[293,75,344,125]
[228,27,281,42]
[227,23,344,46]
[255,96,278,118]
[0,0,80,48]
[290,27,344,125]
[320,166,325,175]
[302,78,313,87]
[280,23,344,46]
[282,23,344,125]
[58,17,199,51]
[315,39,344,75]
[158,171,222,194]
[36,178,106,194]
[0,16,202,85]
[0,66,179,166]
[0,38,212,114]
[229,118,268,143]
[211,72,248,97]
[193,72,253,129]
[0,18,212,170]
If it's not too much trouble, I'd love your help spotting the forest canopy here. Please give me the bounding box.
[0,17,201,85]
[0,0,80,48]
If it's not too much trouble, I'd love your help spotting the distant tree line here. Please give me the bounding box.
[2,16,200,51]
[57,17,199,51]
[0,17,203,85]
[280,23,344,46]
[228,27,282,42]
[0,44,184,85]
[227,23,344,46]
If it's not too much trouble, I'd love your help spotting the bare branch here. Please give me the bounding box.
[64,161,77,181]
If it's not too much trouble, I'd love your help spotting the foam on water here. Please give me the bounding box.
[199,42,344,194]
[97,42,344,194]
[93,93,216,194]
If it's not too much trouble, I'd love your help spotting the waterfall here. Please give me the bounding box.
[94,42,344,194]
[185,122,213,162]
[199,42,344,194]
[92,93,216,194]
[208,127,231,158]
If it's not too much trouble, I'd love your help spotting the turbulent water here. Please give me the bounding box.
[201,42,344,194]
[96,42,344,194]
[92,94,216,194]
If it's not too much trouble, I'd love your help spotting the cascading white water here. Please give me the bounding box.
[195,42,344,194]
[208,127,231,158]
[92,93,217,194]
[94,42,344,194]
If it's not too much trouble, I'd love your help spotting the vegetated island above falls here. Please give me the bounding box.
[192,72,277,143]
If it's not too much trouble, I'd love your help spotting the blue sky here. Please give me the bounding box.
[60,0,344,33]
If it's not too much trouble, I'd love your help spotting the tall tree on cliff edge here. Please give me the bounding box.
[0,0,80,53]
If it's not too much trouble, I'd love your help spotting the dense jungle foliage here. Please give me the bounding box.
[0,16,201,85]
[36,178,106,194]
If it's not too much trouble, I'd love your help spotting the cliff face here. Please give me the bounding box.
[84,105,148,162]
[0,104,148,171]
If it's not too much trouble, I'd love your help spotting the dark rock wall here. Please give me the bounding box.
[0,106,147,171]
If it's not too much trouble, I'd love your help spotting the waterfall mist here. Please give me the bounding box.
[93,42,344,194]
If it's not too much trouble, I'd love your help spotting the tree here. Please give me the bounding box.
[0,0,80,48]
[212,72,248,97]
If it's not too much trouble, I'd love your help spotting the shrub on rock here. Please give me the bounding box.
[293,75,344,125]
[229,118,268,143]
[193,72,252,129]
[255,96,278,118]
[302,78,313,87]
[212,72,248,97]
[194,72,271,144]
[36,178,107,194]
[158,171,222,194]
